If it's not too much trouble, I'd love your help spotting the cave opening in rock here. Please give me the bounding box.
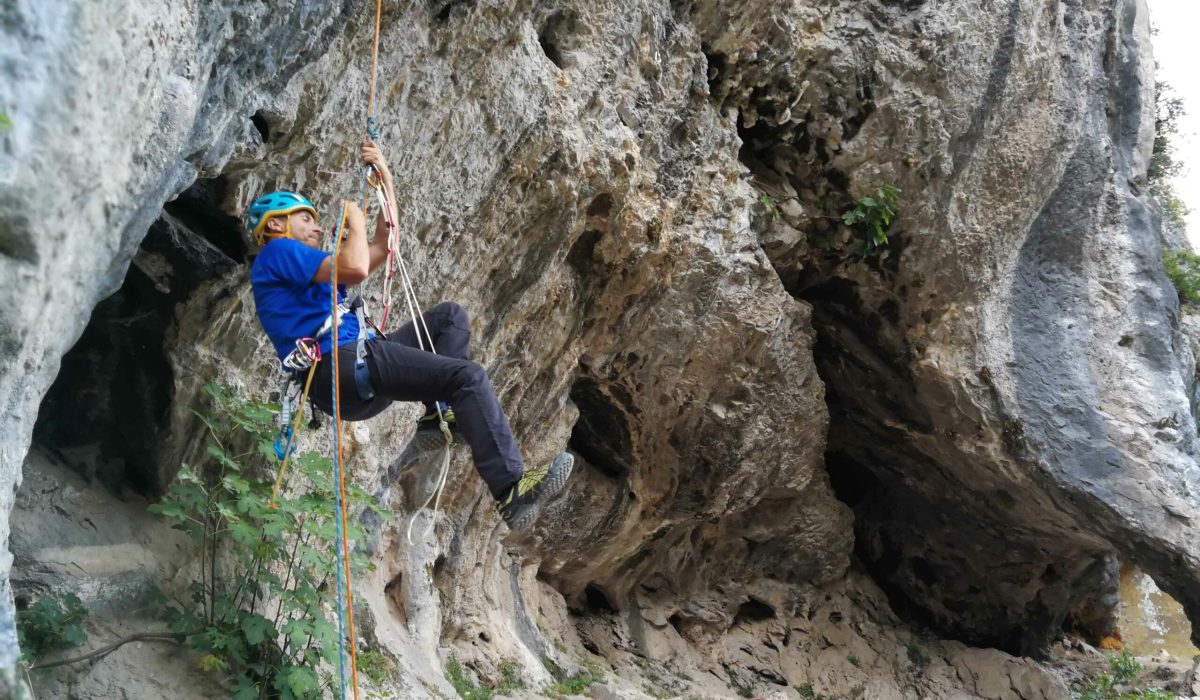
[165,175,248,262]
[734,85,1091,655]
[582,584,618,614]
[568,377,634,479]
[538,10,580,70]
[32,189,239,496]
[250,110,271,144]
[734,597,777,624]
[1116,563,1199,657]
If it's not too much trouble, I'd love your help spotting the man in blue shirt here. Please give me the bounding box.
[247,141,572,532]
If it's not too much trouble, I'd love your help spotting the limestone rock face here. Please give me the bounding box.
[694,0,1200,654]
[0,0,360,677]
[2,0,1198,697]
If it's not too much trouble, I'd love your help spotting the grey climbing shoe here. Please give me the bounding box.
[496,452,575,532]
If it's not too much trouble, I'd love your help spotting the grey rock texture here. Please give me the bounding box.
[10,452,220,700]
[2,0,1198,697]
[708,0,1200,654]
[0,0,361,682]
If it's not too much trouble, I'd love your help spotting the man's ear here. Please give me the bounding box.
[266,216,285,234]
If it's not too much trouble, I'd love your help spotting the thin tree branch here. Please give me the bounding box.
[31,633,182,670]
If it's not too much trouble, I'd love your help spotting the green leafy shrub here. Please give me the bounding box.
[149,383,384,700]
[847,654,862,667]
[1076,651,1174,700]
[1163,250,1200,305]
[1149,82,1189,232]
[1109,651,1143,683]
[0,112,11,132]
[16,593,88,663]
[842,183,900,255]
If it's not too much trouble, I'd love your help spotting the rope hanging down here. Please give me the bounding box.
[275,0,458,695]
[361,154,455,546]
[329,204,361,700]
[353,0,454,546]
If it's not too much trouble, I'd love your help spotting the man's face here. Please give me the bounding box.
[267,210,322,248]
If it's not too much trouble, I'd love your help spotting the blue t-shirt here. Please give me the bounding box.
[250,238,364,361]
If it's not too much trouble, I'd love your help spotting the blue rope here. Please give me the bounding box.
[329,203,350,700]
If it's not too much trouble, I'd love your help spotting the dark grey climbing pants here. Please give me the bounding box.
[310,301,523,500]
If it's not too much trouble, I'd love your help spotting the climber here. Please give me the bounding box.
[245,140,573,531]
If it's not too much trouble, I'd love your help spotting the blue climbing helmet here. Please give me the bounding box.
[247,191,319,246]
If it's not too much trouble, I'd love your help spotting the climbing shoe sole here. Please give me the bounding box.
[501,452,574,532]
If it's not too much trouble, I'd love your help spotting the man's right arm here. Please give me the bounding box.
[312,201,369,285]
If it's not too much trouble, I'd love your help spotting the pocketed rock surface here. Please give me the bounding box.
[2,0,1198,697]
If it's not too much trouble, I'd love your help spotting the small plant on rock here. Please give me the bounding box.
[842,183,900,256]
[357,649,397,685]
[149,383,384,699]
[445,656,503,700]
[758,193,782,223]
[0,112,12,132]
[1163,250,1200,305]
[16,593,88,663]
[546,659,602,696]
[1076,651,1174,700]
[905,642,929,673]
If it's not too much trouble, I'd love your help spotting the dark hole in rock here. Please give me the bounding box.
[567,229,604,278]
[584,584,617,614]
[33,205,237,496]
[569,377,634,479]
[434,0,474,24]
[911,556,939,585]
[586,192,613,218]
[668,613,684,635]
[539,10,579,69]
[478,631,491,643]
[165,175,248,262]
[250,110,271,143]
[735,598,777,623]
[385,572,407,624]
[702,45,727,99]
[824,450,880,508]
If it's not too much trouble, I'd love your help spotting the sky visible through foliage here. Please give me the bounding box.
[1147,0,1199,244]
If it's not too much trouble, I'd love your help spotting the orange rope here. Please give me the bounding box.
[330,2,385,696]
[362,0,385,211]
[367,0,383,119]
[330,203,362,700]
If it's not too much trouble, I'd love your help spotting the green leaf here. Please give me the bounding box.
[229,519,259,544]
[0,112,12,132]
[231,678,259,700]
[241,614,275,646]
[284,666,320,696]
